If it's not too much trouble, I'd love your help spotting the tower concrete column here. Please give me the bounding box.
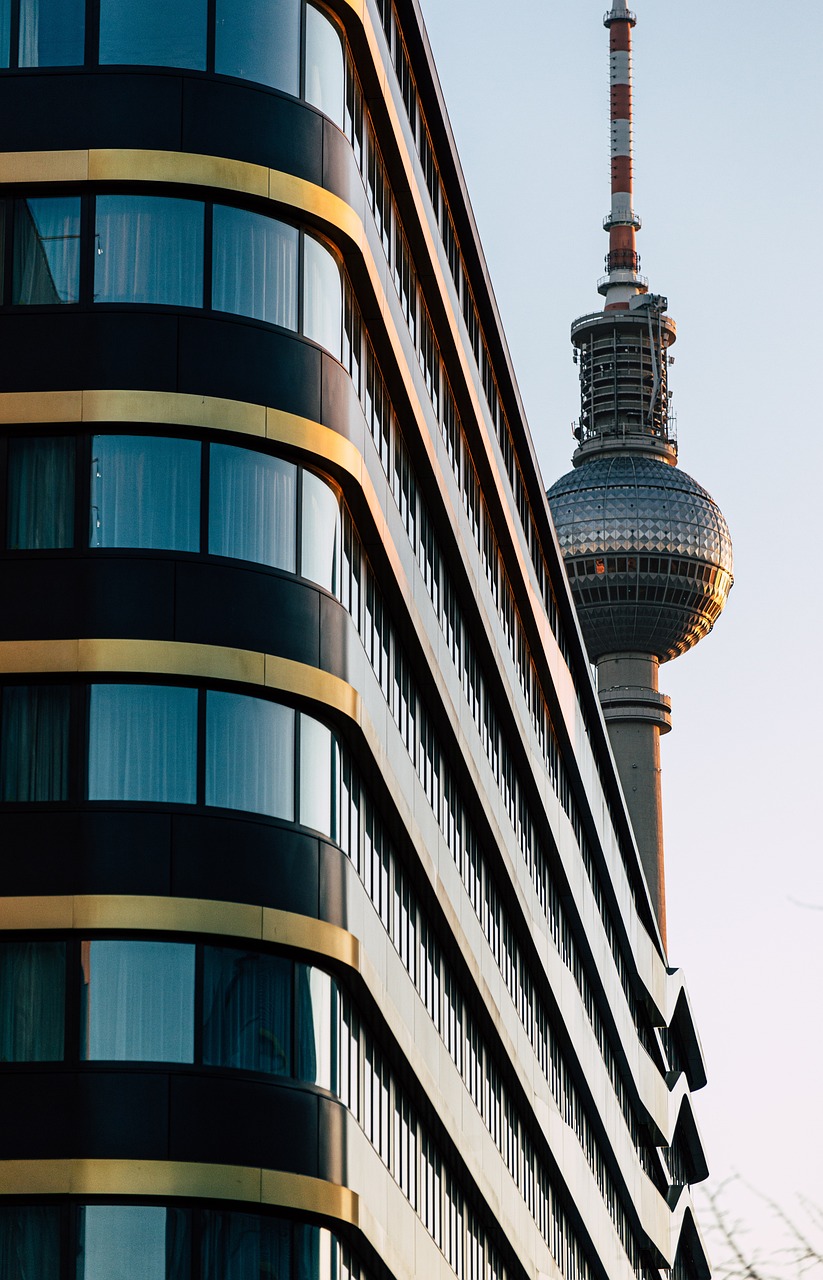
[596,653,671,944]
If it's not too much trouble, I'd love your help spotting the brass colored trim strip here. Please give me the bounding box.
[0,1159,359,1224]
[0,896,360,972]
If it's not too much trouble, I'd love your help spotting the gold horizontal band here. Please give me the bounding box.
[0,896,360,972]
[0,640,360,724]
[0,1159,359,1224]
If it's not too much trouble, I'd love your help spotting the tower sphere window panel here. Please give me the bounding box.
[208,444,297,571]
[13,198,80,304]
[214,0,300,93]
[87,684,198,803]
[212,205,298,330]
[90,435,200,551]
[99,0,205,68]
[94,196,204,307]
[18,0,84,65]
[304,3,345,130]
[82,941,195,1063]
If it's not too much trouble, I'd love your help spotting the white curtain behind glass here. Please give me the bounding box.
[304,4,345,129]
[301,469,340,594]
[206,692,294,819]
[83,941,194,1061]
[302,234,342,357]
[208,444,296,570]
[214,0,300,92]
[87,683,197,802]
[90,435,200,550]
[94,196,204,306]
[211,205,298,329]
[299,715,333,837]
[79,1206,168,1280]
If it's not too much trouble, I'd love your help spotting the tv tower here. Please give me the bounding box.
[547,5,733,945]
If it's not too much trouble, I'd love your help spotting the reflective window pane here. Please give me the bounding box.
[303,234,342,357]
[94,196,204,307]
[90,435,200,551]
[208,444,296,570]
[203,947,292,1076]
[82,941,195,1062]
[7,436,75,549]
[215,0,299,93]
[99,0,205,69]
[0,0,9,67]
[0,942,65,1061]
[78,1206,189,1280]
[19,0,85,66]
[212,205,298,329]
[301,470,340,594]
[304,4,345,130]
[0,684,70,802]
[0,1206,60,1279]
[299,714,334,837]
[202,1211,291,1280]
[206,691,294,820]
[13,198,80,304]
[87,684,197,803]
[296,965,337,1092]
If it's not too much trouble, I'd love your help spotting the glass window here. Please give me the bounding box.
[13,197,81,304]
[0,1206,60,1280]
[0,684,70,802]
[303,234,342,357]
[87,684,197,803]
[18,0,84,66]
[301,470,340,594]
[99,0,205,69]
[0,942,65,1061]
[202,1212,291,1280]
[214,0,300,94]
[78,1206,189,1280]
[82,941,195,1062]
[206,692,294,820]
[304,4,345,130]
[208,444,296,571]
[295,965,337,1092]
[90,435,200,551]
[203,947,292,1076]
[94,196,204,307]
[7,436,75,549]
[0,0,9,68]
[299,715,335,838]
[212,205,298,330]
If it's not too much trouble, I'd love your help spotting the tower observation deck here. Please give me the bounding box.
[547,5,733,943]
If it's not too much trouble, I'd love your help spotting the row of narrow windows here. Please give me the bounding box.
[0,680,650,1280]
[0,429,663,1211]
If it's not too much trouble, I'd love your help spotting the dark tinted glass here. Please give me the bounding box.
[215,0,300,93]
[7,436,75,549]
[0,0,9,67]
[99,0,205,69]
[13,198,81,304]
[94,196,204,307]
[0,942,65,1060]
[203,947,292,1075]
[0,1206,60,1279]
[19,0,85,66]
[202,1212,291,1280]
[0,684,70,801]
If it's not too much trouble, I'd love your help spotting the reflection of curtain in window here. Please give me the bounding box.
[18,0,85,66]
[93,196,204,306]
[214,0,300,92]
[89,435,200,550]
[0,943,65,1061]
[87,683,197,802]
[13,198,81,304]
[0,1206,60,1279]
[78,1206,189,1280]
[202,1211,291,1280]
[208,444,296,570]
[302,234,342,357]
[304,4,345,128]
[0,684,70,802]
[300,469,340,593]
[7,436,75,549]
[203,948,292,1075]
[211,206,298,329]
[205,692,295,819]
[83,941,194,1061]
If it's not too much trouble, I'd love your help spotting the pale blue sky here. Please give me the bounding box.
[421,0,823,1259]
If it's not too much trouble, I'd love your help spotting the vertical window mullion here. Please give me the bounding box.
[8,0,19,68]
[81,192,95,306]
[205,0,215,70]
[86,0,100,66]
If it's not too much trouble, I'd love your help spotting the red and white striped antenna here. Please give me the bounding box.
[601,7,646,309]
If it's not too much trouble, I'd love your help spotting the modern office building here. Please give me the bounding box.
[0,3,711,1280]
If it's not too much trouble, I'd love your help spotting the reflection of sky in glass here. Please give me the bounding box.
[81,1206,167,1280]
